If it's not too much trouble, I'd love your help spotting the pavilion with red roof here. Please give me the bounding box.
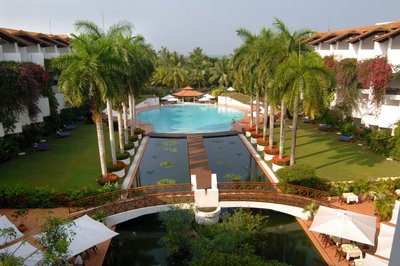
[172,86,204,102]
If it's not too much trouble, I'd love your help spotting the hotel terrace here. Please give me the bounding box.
[308,20,400,132]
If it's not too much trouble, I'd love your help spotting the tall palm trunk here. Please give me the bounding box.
[263,89,268,140]
[279,99,286,159]
[129,94,135,135]
[249,91,254,128]
[290,95,299,166]
[269,105,274,149]
[255,90,260,133]
[122,102,128,145]
[117,111,124,153]
[106,99,117,164]
[94,114,108,178]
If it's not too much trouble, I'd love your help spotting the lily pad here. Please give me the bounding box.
[146,170,154,174]
[224,174,242,181]
[163,140,178,146]
[160,161,174,168]
[151,155,157,159]
[212,139,224,143]
[229,141,236,145]
[164,148,177,152]
[157,178,176,185]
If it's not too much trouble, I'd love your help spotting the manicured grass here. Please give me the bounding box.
[265,122,400,181]
[221,92,250,104]
[0,123,120,190]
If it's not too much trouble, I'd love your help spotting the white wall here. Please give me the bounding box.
[218,96,250,109]
[136,97,159,109]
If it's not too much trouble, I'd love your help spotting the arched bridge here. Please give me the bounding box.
[68,182,337,222]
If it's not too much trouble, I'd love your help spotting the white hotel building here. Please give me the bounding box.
[0,28,70,137]
[308,20,400,132]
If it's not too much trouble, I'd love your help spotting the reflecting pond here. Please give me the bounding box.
[203,135,267,183]
[134,137,190,186]
[104,209,327,266]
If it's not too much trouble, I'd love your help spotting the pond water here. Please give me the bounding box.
[134,137,190,186]
[103,209,327,266]
[203,135,267,182]
[137,104,244,133]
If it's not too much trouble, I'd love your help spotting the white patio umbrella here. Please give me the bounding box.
[0,215,24,245]
[167,97,178,102]
[375,223,395,259]
[198,97,211,102]
[102,108,131,119]
[309,206,376,245]
[363,253,389,266]
[390,200,400,225]
[203,93,215,99]
[0,241,43,266]
[161,94,174,100]
[227,87,235,92]
[65,215,118,257]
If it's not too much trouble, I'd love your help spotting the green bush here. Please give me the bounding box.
[317,110,338,127]
[125,142,134,150]
[341,121,356,136]
[276,164,329,191]
[348,177,371,195]
[129,135,138,142]
[357,127,373,144]
[116,151,130,160]
[0,137,19,163]
[369,129,394,156]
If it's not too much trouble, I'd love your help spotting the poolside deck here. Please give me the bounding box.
[187,135,212,189]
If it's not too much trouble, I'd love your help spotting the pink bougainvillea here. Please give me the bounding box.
[357,57,393,103]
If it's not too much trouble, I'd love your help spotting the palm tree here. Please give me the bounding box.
[163,51,187,89]
[209,56,232,87]
[275,52,335,165]
[189,47,210,88]
[53,33,119,178]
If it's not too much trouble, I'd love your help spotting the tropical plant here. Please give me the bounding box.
[189,47,211,88]
[209,56,232,87]
[302,202,319,220]
[91,210,108,223]
[12,208,29,232]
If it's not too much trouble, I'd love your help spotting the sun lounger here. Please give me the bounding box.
[63,124,76,130]
[32,143,50,151]
[319,124,333,131]
[303,118,315,124]
[338,135,354,142]
[56,130,71,138]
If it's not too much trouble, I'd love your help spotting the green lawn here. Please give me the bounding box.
[267,122,400,181]
[0,123,118,190]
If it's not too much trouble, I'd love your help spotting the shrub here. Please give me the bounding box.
[348,177,371,195]
[341,121,356,136]
[251,131,263,139]
[357,127,373,144]
[256,138,268,146]
[0,138,19,163]
[134,128,143,135]
[264,146,279,155]
[272,155,290,166]
[116,151,130,160]
[317,110,338,127]
[392,139,400,161]
[125,142,134,150]
[369,129,394,156]
[107,161,125,172]
[276,164,330,191]
[129,135,138,142]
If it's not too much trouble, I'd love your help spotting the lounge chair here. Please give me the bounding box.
[56,130,71,138]
[32,143,50,152]
[319,124,333,131]
[303,118,315,124]
[63,124,76,130]
[338,135,354,142]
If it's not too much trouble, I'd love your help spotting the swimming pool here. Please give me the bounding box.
[137,104,244,133]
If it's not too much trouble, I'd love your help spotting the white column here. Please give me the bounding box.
[37,44,41,53]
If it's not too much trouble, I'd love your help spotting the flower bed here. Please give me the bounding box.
[96,174,118,185]
[264,146,278,161]
[250,131,263,144]
[272,155,290,172]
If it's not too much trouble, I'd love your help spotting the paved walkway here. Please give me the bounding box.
[187,135,212,189]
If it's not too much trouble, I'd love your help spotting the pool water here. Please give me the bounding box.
[137,104,244,133]
[103,209,327,266]
[134,138,190,186]
[203,135,267,182]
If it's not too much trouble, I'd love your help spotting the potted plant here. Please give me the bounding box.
[272,155,290,172]
[302,202,319,221]
[96,173,118,185]
[264,146,279,161]
[12,208,29,232]
[256,138,269,151]
[250,131,263,144]
[129,135,139,147]
[117,151,131,165]
[107,161,126,177]
[244,125,254,137]
[91,210,107,224]
[134,128,144,139]
[125,142,135,156]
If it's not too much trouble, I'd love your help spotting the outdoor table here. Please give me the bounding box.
[395,189,400,196]
[343,192,359,204]
[341,244,362,261]
[330,236,350,246]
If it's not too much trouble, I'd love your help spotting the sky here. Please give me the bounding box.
[1,0,399,56]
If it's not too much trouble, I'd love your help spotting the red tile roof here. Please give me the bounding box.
[173,86,204,97]
[0,27,70,47]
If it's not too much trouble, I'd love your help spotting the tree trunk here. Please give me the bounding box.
[279,99,286,159]
[255,90,260,133]
[106,99,117,165]
[249,91,254,128]
[290,95,299,166]
[269,105,274,149]
[117,111,124,153]
[122,102,128,145]
[129,94,135,136]
[263,89,268,140]
[94,114,108,178]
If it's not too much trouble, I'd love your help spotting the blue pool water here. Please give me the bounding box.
[137,104,244,133]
